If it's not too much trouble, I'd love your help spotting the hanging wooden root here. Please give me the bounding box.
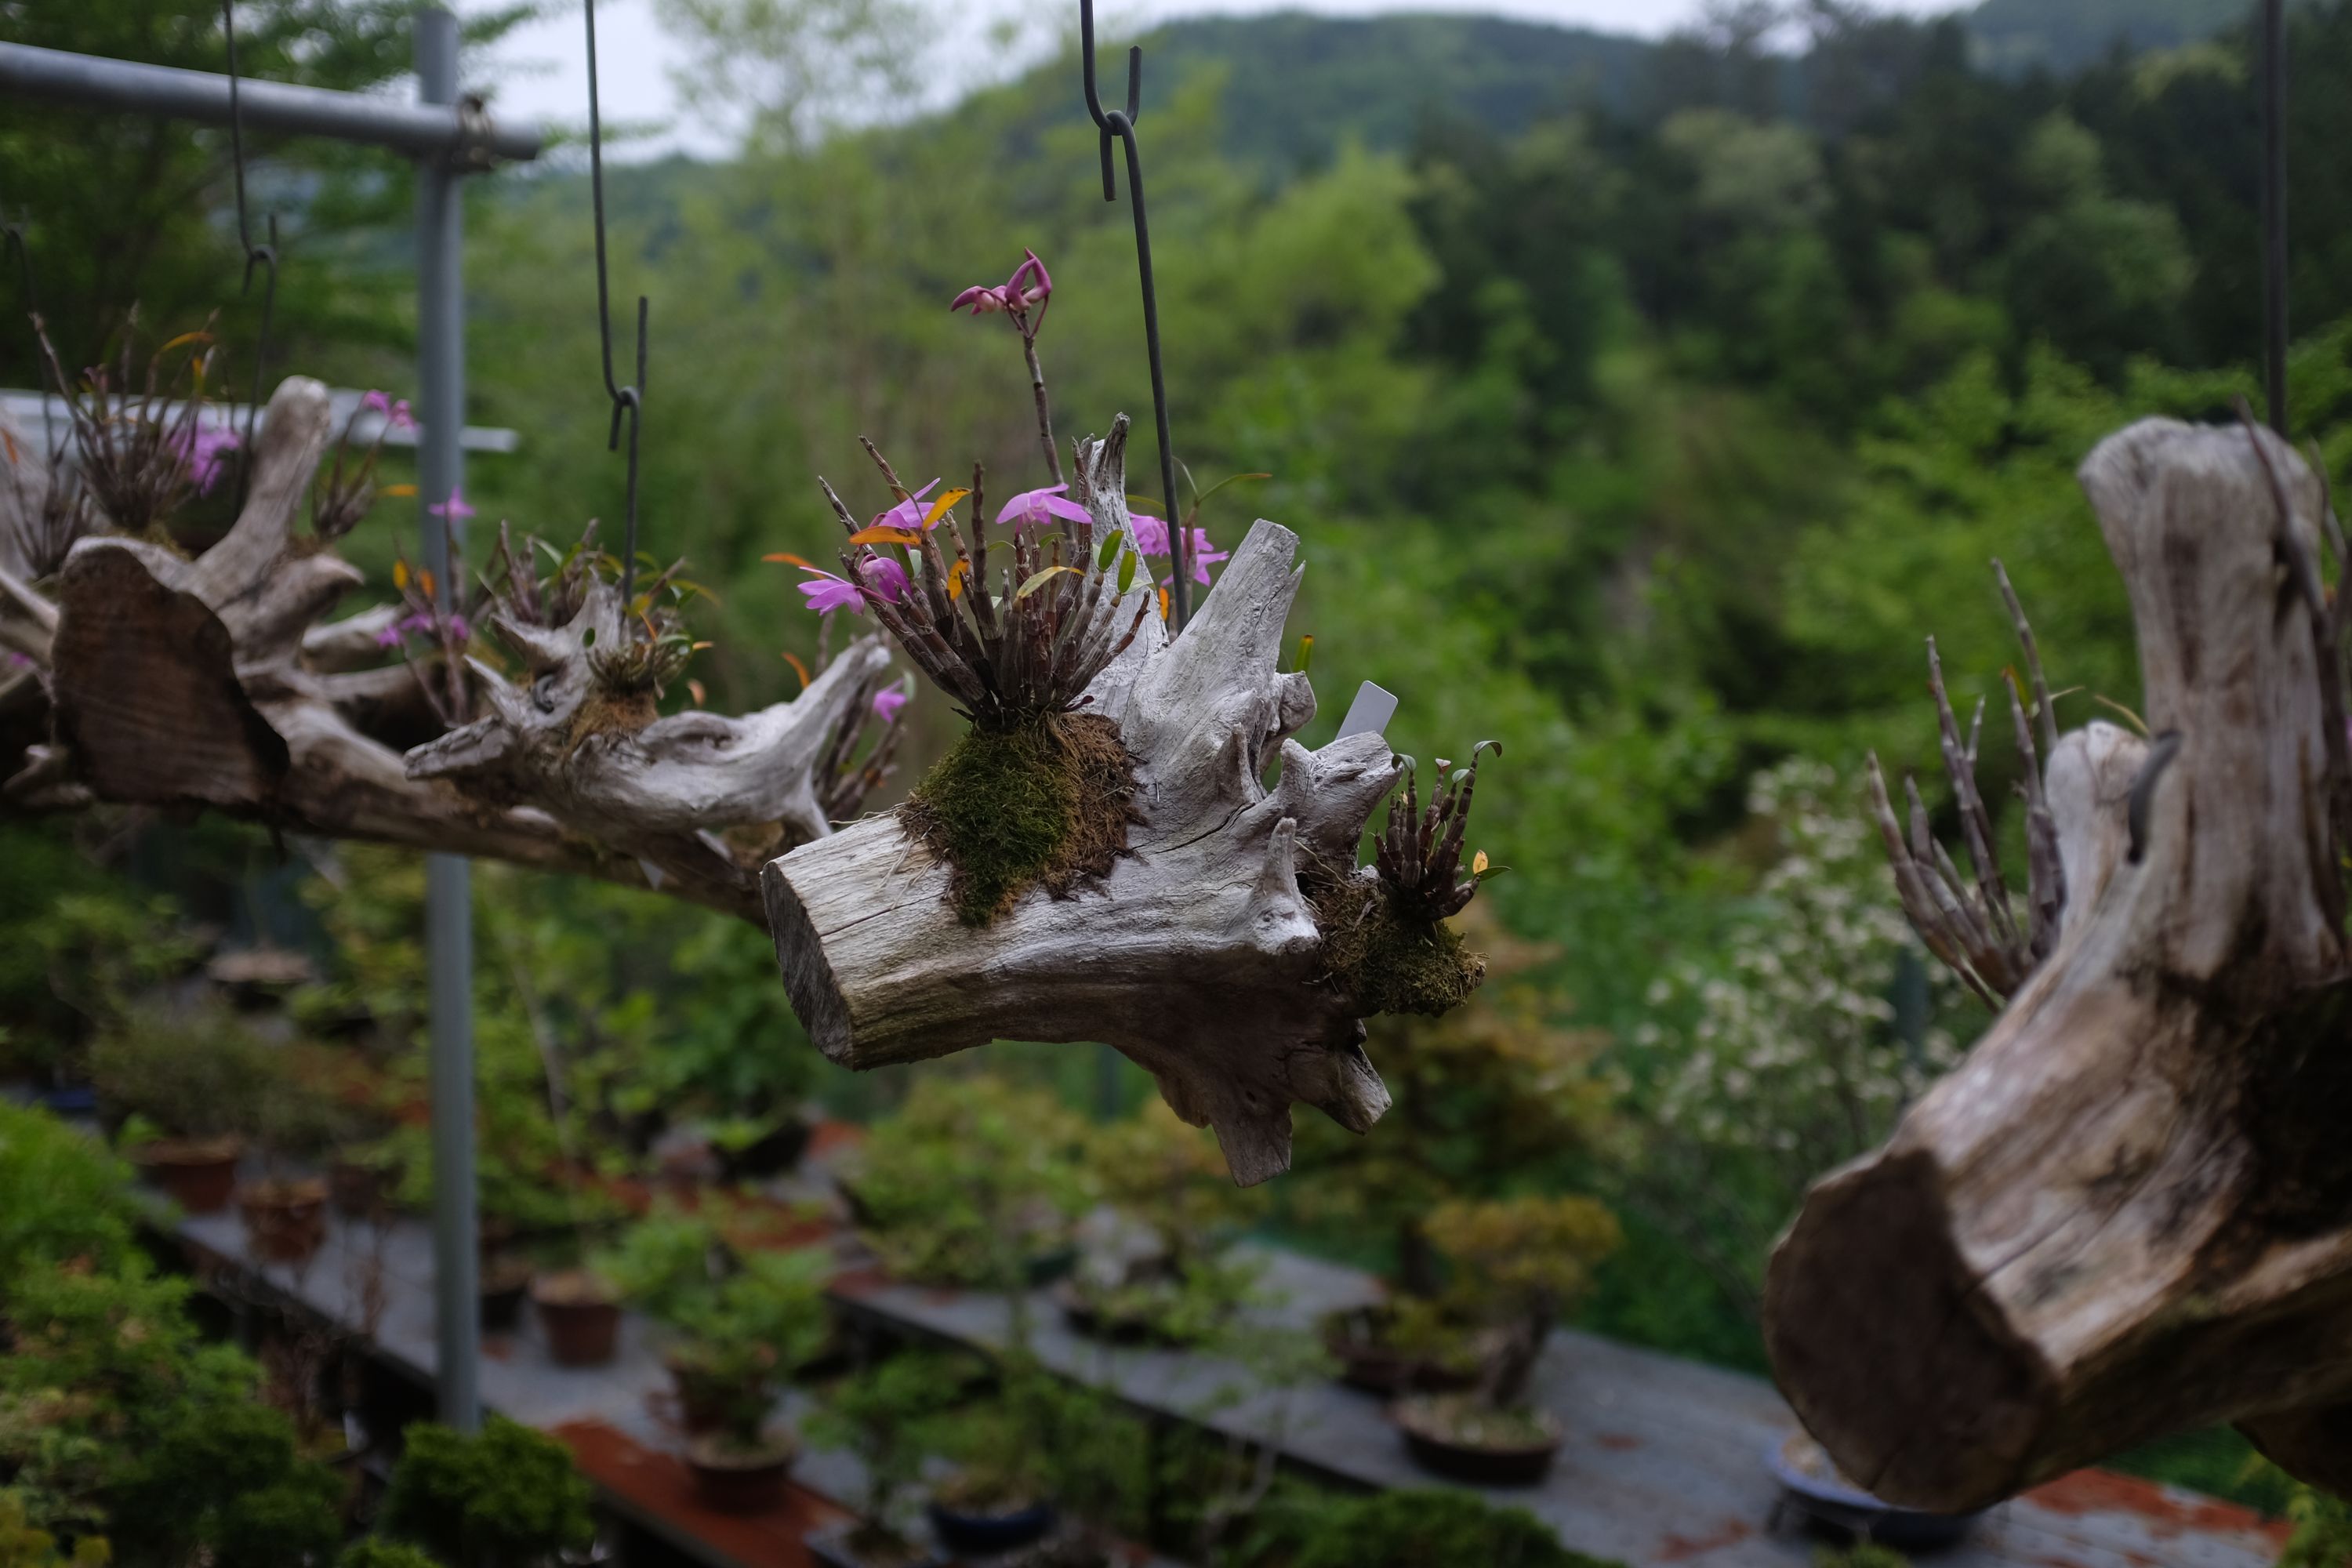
[1764,418,2352,1512]
[0,376,888,920]
[404,536,896,859]
[765,432,1409,1185]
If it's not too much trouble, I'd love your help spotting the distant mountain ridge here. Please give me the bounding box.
[1126,0,2264,172]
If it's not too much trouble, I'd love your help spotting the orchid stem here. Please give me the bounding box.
[1023,332,1063,487]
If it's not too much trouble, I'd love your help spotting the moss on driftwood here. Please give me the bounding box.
[1312,873,1486,1017]
[901,712,1137,926]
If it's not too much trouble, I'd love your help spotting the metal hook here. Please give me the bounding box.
[0,212,56,459]
[1079,0,1187,629]
[223,0,278,491]
[584,0,648,609]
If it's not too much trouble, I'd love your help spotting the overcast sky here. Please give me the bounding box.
[470,0,1967,161]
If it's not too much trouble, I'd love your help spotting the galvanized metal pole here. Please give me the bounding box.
[415,5,479,1435]
[2262,0,2289,435]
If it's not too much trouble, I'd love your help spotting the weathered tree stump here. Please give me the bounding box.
[1765,419,2352,1509]
[763,514,1404,1186]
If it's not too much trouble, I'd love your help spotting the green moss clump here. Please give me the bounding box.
[900,713,1136,926]
[1312,875,1486,1017]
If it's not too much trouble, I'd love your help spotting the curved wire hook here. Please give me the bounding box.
[0,213,56,458]
[1079,0,1188,628]
[223,0,278,496]
[585,0,648,609]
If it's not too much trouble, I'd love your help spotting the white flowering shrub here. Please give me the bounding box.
[1621,758,1969,1316]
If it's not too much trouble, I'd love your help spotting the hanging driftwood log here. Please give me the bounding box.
[0,376,895,918]
[1764,417,2352,1511]
[405,558,894,858]
[765,428,1441,1186]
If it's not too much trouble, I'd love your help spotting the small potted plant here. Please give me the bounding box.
[237,1067,347,1264]
[803,1354,961,1568]
[328,1109,410,1221]
[91,1003,269,1214]
[839,1075,1091,1290]
[1058,1101,1263,1344]
[1298,908,1610,1396]
[923,1367,1058,1557]
[597,1206,832,1512]
[1390,1194,1622,1485]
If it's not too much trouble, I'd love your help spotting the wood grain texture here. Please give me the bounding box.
[1766,419,2352,1511]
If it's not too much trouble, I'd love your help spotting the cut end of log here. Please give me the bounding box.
[760,853,855,1061]
[1764,1149,2056,1510]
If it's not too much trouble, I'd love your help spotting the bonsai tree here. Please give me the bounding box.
[840,1074,1092,1290]
[804,1352,964,1567]
[1392,1194,1621,1468]
[596,1205,831,1462]
[377,1418,595,1568]
[92,1003,269,1149]
[1063,1100,1265,1341]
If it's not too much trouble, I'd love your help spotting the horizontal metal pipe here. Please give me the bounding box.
[0,41,541,165]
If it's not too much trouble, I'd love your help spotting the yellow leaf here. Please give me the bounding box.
[946,559,970,601]
[381,482,418,498]
[764,552,817,569]
[1014,564,1078,601]
[847,525,920,546]
[782,651,811,690]
[392,560,410,591]
[1157,585,1171,622]
[1472,850,1489,875]
[419,568,437,600]
[923,488,970,527]
[686,679,706,706]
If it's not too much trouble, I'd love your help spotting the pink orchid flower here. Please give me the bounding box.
[429,488,477,523]
[1127,517,1226,586]
[996,484,1092,533]
[361,390,417,430]
[798,570,866,615]
[949,250,1052,324]
[869,478,942,535]
[170,423,241,495]
[872,686,909,722]
[858,554,910,603]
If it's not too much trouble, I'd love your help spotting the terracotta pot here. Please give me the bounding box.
[1319,1305,1479,1397]
[1392,1394,1563,1486]
[134,1136,245,1214]
[532,1269,622,1367]
[238,1178,330,1263]
[684,1430,796,1514]
[480,1256,535,1330]
[328,1158,401,1220]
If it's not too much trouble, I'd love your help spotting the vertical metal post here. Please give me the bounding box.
[415,5,479,1435]
[2262,0,2288,435]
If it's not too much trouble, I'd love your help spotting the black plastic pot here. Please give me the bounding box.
[479,1258,535,1330]
[926,1497,1056,1556]
[1766,1432,1982,1549]
[713,1116,813,1182]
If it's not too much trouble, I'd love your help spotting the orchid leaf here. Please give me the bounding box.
[1015,565,1079,601]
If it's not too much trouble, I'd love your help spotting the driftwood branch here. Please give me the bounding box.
[766,430,1406,1186]
[1,376,891,921]
[1766,419,2352,1511]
